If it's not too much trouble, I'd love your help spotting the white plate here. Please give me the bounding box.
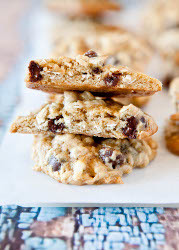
[0,88,179,207]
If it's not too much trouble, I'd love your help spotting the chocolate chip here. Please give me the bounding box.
[49,156,61,171]
[140,116,145,123]
[92,67,102,74]
[103,72,122,87]
[48,116,65,133]
[29,61,43,82]
[122,116,139,139]
[84,50,98,58]
[99,147,124,169]
[140,116,147,128]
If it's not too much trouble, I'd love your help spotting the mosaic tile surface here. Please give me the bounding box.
[0,206,179,249]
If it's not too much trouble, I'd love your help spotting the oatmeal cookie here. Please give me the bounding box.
[25,51,162,96]
[165,113,179,155]
[10,91,158,139]
[32,134,157,185]
[143,0,179,78]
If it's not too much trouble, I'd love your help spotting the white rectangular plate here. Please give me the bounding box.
[0,88,179,207]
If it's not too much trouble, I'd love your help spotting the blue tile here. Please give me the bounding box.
[140,232,148,246]
[97,227,108,235]
[126,214,132,225]
[141,223,150,233]
[112,242,124,249]
[84,234,96,241]
[130,237,141,245]
[94,240,103,249]
[107,232,123,242]
[147,213,158,223]
[118,214,127,226]
[22,231,32,240]
[30,207,39,213]
[25,237,43,248]
[133,226,139,236]
[143,208,155,214]
[151,224,165,233]
[105,214,118,225]
[146,233,153,240]
[81,214,94,227]
[153,234,165,241]
[84,241,95,250]
[137,212,147,222]
[37,208,66,221]
[98,235,104,241]
[104,241,110,250]
[120,226,132,234]
[18,223,30,229]
[19,212,37,223]
[108,226,120,232]
[122,232,130,243]
[155,208,164,214]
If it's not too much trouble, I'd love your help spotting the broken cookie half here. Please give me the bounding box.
[25,51,162,97]
[10,91,158,140]
[32,134,157,185]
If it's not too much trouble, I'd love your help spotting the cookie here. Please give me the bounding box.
[165,113,179,155]
[143,0,179,78]
[170,77,179,112]
[10,91,158,139]
[32,134,157,185]
[25,51,162,96]
[46,0,120,17]
[52,19,121,46]
[52,30,153,73]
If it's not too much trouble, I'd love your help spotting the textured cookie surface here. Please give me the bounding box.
[32,134,157,185]
[25,52,162,96]
[10,91,158,139]
[165,113,179,155]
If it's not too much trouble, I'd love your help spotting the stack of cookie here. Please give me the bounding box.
[10,51,162,185]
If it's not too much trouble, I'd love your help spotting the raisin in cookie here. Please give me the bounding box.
[32,134,157,185]
[165,113,179,155]
[46,0,120,17]
[25,52,162,96]
[10,91,158,139]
